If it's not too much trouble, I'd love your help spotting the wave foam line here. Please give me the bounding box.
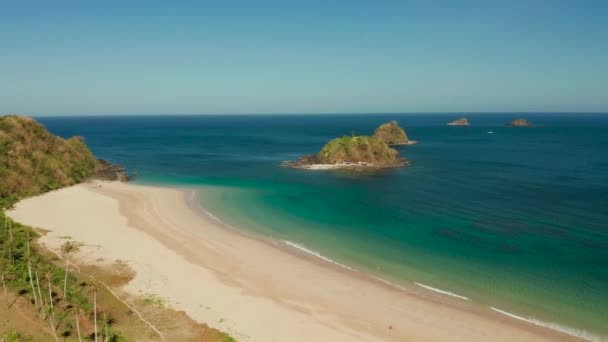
[490,307,601,342]
[414,282,470,300]
[283,240,355,271]
[197,201,602,342]
[199,207,258,238]
[283,241,474,299]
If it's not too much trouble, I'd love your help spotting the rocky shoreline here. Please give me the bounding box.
[92,159,134,182]
[283,155,410,170]
[388,140,418,146]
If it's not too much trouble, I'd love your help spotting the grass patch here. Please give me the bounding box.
[142,293,167,307]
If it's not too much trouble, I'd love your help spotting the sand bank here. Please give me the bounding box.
[8,181,584,342]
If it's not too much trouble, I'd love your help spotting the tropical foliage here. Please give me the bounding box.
[0,115,236,341]
[373,120,409,145]
[317,135,398,164]
[0,115,98,205]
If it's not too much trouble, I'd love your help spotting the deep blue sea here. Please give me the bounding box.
[37,113,608,338]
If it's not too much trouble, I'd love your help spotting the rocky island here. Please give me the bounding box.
[447,118,470,126]
[284,122,413,170]
[373,120,417,145]
[506,118,533,126]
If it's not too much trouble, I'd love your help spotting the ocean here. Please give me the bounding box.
[37,113,608,339]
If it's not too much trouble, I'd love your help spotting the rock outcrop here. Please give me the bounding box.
[373,121,416,145]
[447,118,470,126]
[506,118,533,126]
[93,159,133,182]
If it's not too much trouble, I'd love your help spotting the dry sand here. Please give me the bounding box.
[8,181,584,342]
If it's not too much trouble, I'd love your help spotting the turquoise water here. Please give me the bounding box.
[38,114,608,338]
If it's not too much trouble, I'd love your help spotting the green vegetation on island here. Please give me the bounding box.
[317,135,399,164]
[285,121,415,169]
[0,115,234,341]
[372,120,415,145]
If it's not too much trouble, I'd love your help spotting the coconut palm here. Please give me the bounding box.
[26,232,39,308]
[74,308,83,342]
[93,288,98,342]
[47,272,59,342]
[7,220,13,265]
[35,268,46,318]
[1,271,6,297]
[60,241,79,301]
[0,260,7,298]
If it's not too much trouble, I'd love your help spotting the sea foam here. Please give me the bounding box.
[283,240,355,270]
[490,307,602,342]
[282,241,474,301]
[200,194,602,341]
[414,282,470,300]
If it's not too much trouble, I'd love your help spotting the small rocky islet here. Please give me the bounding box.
[506,118,533,126]
[447,118,470,126]
[284,121,415,170]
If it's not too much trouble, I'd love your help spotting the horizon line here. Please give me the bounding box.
[9,111,608,118]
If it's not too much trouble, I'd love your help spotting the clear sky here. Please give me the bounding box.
[1,1,607,115]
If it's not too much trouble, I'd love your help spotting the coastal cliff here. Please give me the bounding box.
[447,118,470,126]
[506,118,533,126]
[373,120,417,145]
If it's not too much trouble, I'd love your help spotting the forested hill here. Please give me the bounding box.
[0,115,98,207]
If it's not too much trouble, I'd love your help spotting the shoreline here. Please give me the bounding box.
[282,159,411,170]
[8,181,592,341]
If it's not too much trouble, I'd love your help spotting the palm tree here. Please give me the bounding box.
[7,220,13,265]
[26,233,40,308]
[47,272,59,342]
[47,273,55,316]
[103,313,109,342]
[35,268,46,318]
[74,309,83,342]
[0,260,7,298]
[93,288,98,342]
[60,241,79,301]
[1,271,6,297]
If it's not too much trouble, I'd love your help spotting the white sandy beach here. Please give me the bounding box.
[8,181,584,342]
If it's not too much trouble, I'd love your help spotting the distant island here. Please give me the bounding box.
[284,121,413,170]
[506,118,533,126]
[447,118,470,126]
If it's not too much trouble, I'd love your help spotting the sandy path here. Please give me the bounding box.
[8,181,584,342]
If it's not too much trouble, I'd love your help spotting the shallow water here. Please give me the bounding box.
[38,113,608,338]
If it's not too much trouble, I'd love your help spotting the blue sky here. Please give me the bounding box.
[1,1,607,115]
